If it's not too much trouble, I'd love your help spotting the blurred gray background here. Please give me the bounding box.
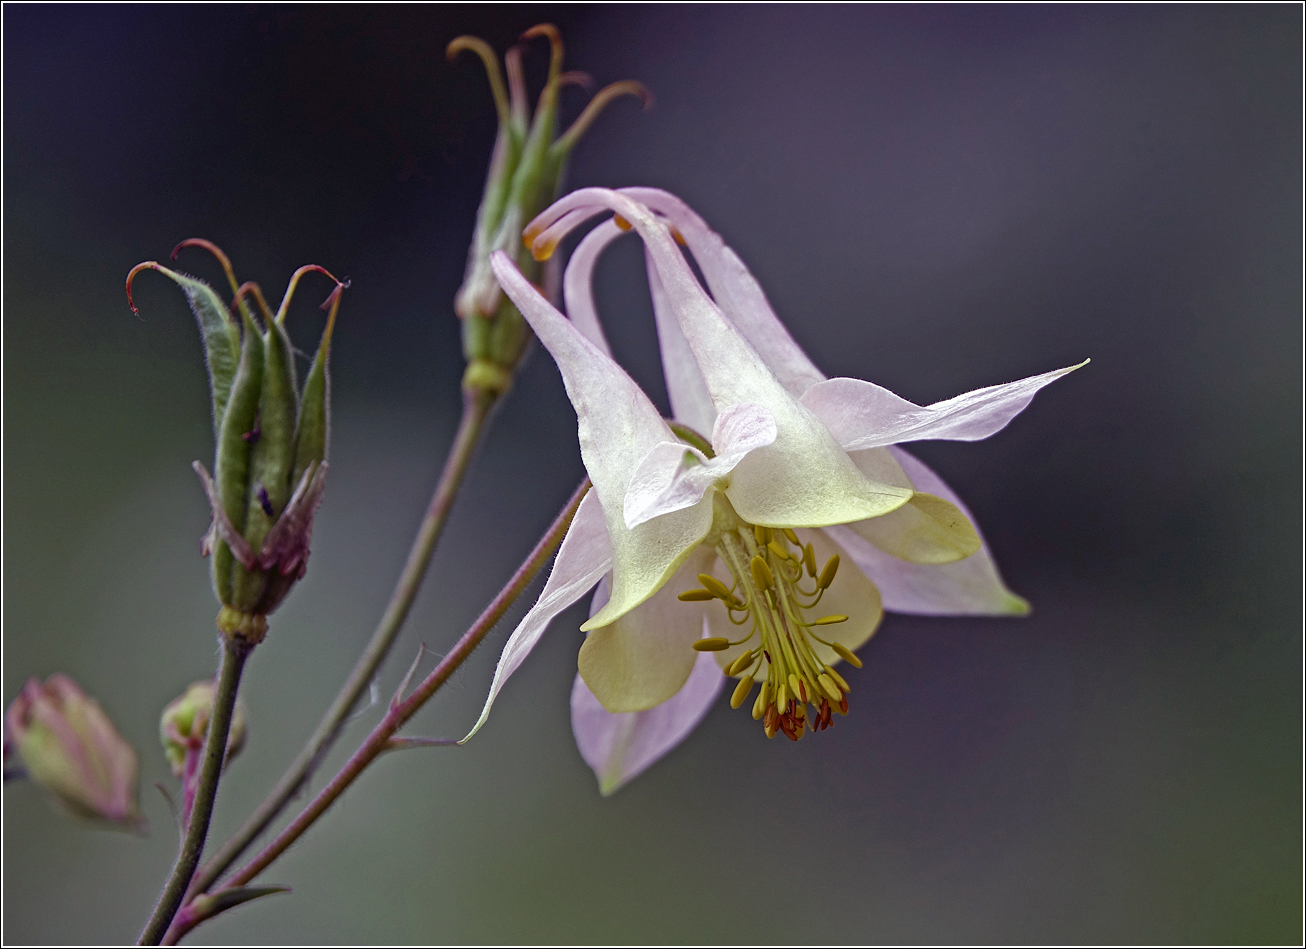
[3,5,1299,944]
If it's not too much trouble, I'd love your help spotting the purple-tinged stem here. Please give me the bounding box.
[164,479,589,944]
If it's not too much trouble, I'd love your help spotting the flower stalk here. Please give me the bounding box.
[138,634,251,945]
[187,385,497,898]
[163,480,591,944]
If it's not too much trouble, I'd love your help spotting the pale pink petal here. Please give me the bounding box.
[621,187,826,396]
[623,403,777,529]
[492,252,715,628]
[562,218,620,357]
[459,491,612,743]
[824,447,1031,616]
[571,646,724,795]
[800,361,1089,451]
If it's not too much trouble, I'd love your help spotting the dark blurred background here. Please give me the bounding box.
[3,5,1300,944]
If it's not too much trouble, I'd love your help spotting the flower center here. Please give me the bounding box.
[679,524,862,741]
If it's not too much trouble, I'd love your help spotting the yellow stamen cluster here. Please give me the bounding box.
[678,526,863,740]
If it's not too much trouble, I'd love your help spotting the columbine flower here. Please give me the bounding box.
[448,24,649,395]
[463,187,1085,794]
[5,675,143,830]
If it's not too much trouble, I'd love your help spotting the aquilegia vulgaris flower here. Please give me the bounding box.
[463,187,1085,793]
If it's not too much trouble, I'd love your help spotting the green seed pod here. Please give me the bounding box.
[212,309,265,606]
[449,24,649,394]
[125,262,240,431]
[290,283,339,489]
[129,244,346,640]
[230,316,297,613]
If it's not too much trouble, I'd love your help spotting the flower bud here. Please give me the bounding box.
[5,675,143,830]
[449,24,650,396]
[127,243,347,642]
[159,680,248,778]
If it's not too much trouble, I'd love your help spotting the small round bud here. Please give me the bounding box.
[160,680,248,778]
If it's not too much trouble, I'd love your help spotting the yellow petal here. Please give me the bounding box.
[846,492,982,565]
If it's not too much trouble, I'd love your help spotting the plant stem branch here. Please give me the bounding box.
[167,479,589,944]
[189,387,496,896]
[138,635,251,945]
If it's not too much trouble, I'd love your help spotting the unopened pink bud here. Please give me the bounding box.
[5,675,143,831]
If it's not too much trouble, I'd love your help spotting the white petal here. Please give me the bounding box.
[571,649,724,796]
[824,447,1031,616]
[524,191,912,529]
[800,361,1089,451]
[459,490,612,743]
[646,246,716,435]
[492,252,715,628]
[561,217,620,357]
[623,403,778,529]
[620,187,827,396]
[578,547,716,712]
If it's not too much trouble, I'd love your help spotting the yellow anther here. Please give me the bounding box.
[825,665,851,694]
[812,614,848,626]
[750,555,774,592]
[783,528,800,545]
[787,673,802,702]
[726,652,754,677]
[793,701,806,720]
[753,680,771,719]
[832,643,863,668]
[692,637,730,652]
[698,574,732,600]
[753,525,772,546]
[613,214,632,232]
[817,673,843,703]
[817,554,841,590]
[730,676,754,709]
[677,589,715,601]
[775,681,789,709]
[767,541,791,561]
[764,719,778,739]
[803,543,817,578]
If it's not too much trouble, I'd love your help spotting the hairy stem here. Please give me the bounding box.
[189,387,496,896]
[138,635,251,945]
[166,480,590,944]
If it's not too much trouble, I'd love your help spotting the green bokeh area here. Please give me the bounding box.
[4,6,1300,945]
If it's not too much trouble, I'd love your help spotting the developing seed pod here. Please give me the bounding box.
[212,308,266,608]
[230,311,297,613]
[450,24,650,396]
[125,261,241,436]
[127,245,346,642]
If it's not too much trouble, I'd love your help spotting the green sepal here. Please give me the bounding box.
[212,309,265,606]
[230,318,297,612]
